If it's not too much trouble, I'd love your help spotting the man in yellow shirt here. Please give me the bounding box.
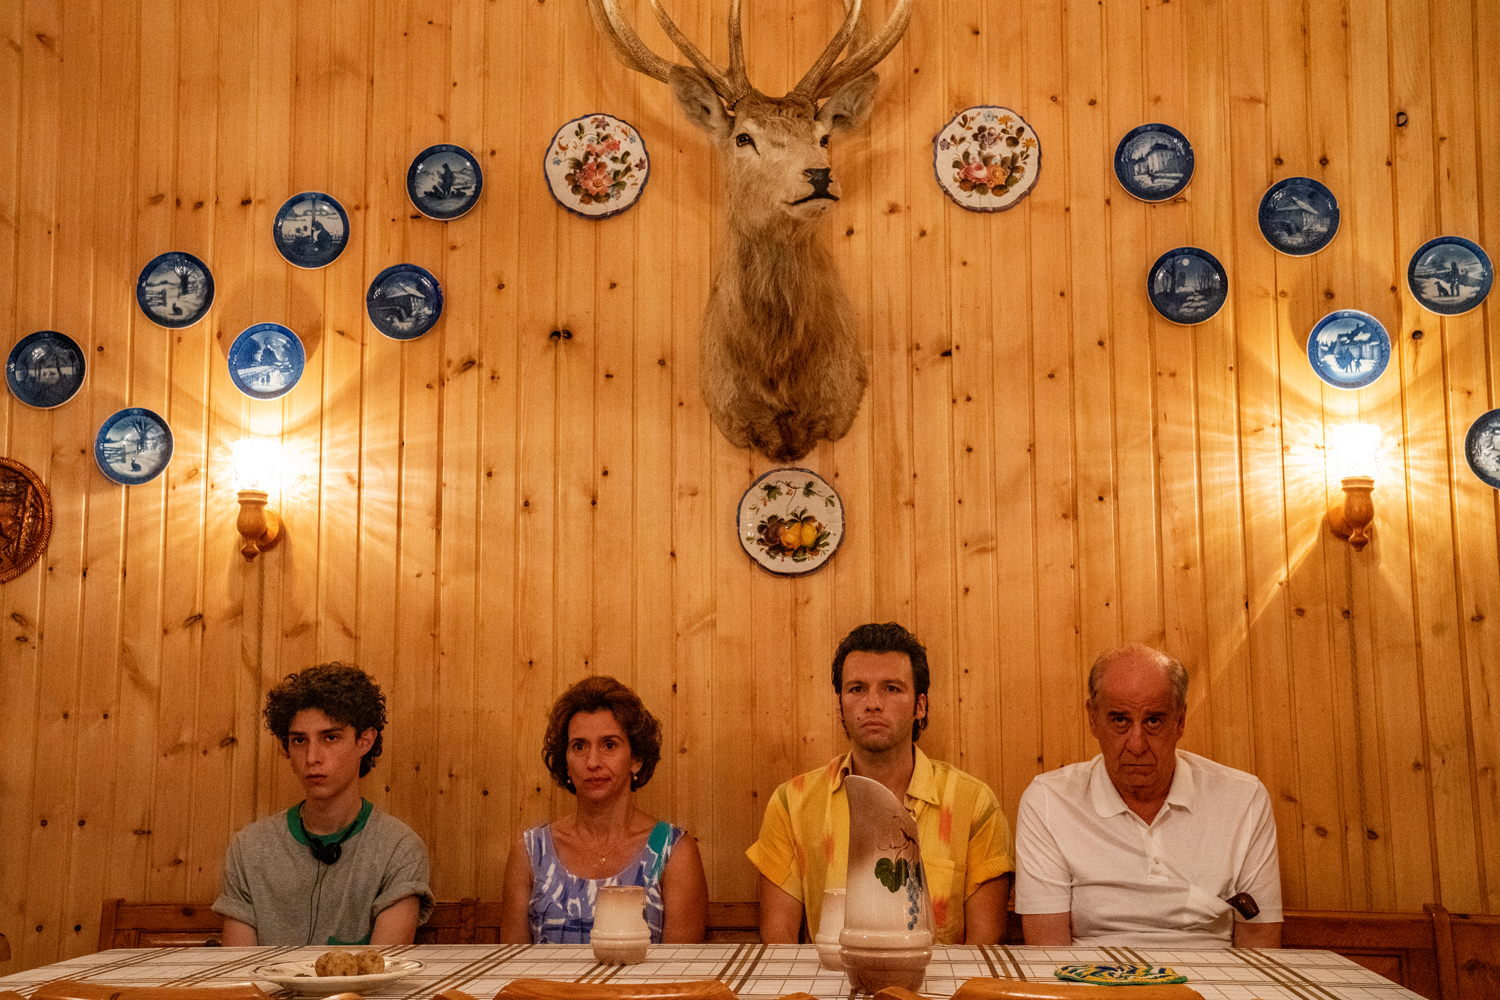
[746,623,1014,945]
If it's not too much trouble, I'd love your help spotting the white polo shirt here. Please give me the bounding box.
[1014,750,1282,948]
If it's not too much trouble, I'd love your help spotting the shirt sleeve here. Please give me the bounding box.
[744,784,804,902]
[211,833,257,928]
[1235,781,1283,923]
[373,829,435,926]
[962,785,1015,899]
[1013,782,1073,915]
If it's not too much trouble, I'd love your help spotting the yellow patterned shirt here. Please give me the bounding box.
[746,746,1014,944]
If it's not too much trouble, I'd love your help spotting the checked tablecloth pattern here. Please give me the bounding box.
[0,943,1422,1000]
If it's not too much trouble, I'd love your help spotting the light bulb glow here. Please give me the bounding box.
[1329,423,1381,481]
[231,437,281,492]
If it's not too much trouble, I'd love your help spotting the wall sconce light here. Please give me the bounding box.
[1327,423,1381,551]
[232,438,283,561]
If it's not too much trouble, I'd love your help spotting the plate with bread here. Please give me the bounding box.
[252,951,422,996]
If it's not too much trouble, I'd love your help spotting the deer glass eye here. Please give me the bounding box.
[735,133,755,149]
[820,134,830,147]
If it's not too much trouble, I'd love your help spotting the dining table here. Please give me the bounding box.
[0,943,1424,1000]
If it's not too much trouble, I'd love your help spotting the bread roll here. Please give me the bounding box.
[314,950,357,978]
[354,950,385,975]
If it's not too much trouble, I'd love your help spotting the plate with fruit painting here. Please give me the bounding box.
[933,106,1041,212]
[738,468,844,577]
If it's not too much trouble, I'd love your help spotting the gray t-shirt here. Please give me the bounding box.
[213,800,433,946]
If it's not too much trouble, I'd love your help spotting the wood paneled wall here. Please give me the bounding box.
[1,0,1496,973]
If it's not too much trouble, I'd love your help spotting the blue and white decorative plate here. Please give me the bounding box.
[1466,408,1500,489]
[7,330,86,409]
[228,323,305,400]
[272,192,350,268]
[933,106,1041,213]
[1148,247,1227,325]
[367,263,443,340]
[1114,124,1193,202]
[1258,177,1339,256]
[1307,309,1391,390]
[737,468,845,577]
[1408,236,1492,316]
[95,408,173,486]
[407,144,483,221]
[136,251,214,328]
[544,114,650,220]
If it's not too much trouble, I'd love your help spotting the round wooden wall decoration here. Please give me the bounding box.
[0,457,53,584]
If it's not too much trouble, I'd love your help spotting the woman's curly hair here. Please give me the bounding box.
[542,676,662,793]
[264,662,387,776]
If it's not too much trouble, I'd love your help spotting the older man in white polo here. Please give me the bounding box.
[1015,644,1282,948]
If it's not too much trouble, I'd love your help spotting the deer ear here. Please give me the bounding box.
[670,65,732,139]
[816,72,878,134]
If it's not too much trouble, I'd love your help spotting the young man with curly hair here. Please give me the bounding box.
[213,663,433,946]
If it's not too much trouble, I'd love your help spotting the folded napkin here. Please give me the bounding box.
[1055,965,1188,986]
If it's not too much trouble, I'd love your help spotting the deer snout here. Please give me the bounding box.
[791,167,839,205]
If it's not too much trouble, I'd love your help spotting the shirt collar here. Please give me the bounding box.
[830,745,940,807]
[1088,750,1194,818]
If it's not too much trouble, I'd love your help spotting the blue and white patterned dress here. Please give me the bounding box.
[524,820,684,943]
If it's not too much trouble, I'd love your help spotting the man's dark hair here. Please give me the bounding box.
[831,622,931,741]
[542,675,663,792]
[264,662,387,777]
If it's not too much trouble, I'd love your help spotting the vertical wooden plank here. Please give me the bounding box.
[1388,0,1483,912]
[357,0,407,818]
[1469,0,1500,919]
[903,0,955,762]
[184,0,259,906]
[113,0,175,907]
[1062,0,1118,672]
[316,0,372,668]
[435,0,482,897]
[147,0,217,905]
[1223,0,1307,909]
[12,0,64,968]
[673,0,722,898]
[1025,0,1082,769]
[554,0,597,702]
[1102,0,1160,649]
[1428,0,1495,913]
[473,0,523,899]
[627,0,682,834]
[47,0,109,958]
[944,0,1002,788]
[510,0,561,836]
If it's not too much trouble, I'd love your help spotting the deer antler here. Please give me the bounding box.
[586,0,753,107]
[586,0,675,82]
[796,0,913,99]
[790,0,863,98]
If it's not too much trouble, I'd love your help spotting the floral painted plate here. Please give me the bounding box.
[933,106,1040,212]
[1408,236,1492,316]
[7,329,86,409]
[367,263,443,340]
[407,144,483,221]
[95,407,174,486]
[1466,408,1500,489]
[1258,176,1339,256]
[136,251,214,328]
[737,468,844,576]
[273,192,350,268]
[544,113,650,220]
[228,322,305,400]
[1307,309,1391,390]
[1114,123,1193,202]
[1147,247,1227,325]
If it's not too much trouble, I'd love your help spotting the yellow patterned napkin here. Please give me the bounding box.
[1055,964,1189,986]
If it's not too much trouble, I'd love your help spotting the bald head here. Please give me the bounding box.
[1087,643,1188,715]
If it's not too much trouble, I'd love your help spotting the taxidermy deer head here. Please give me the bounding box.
[587,0,912,462]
